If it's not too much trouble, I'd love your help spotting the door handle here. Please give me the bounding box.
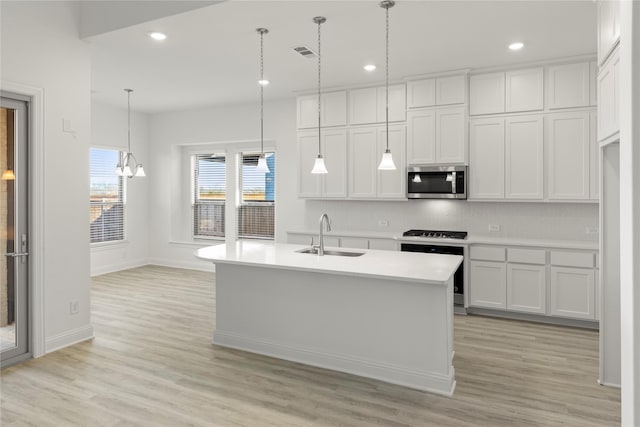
[4,252,29,258]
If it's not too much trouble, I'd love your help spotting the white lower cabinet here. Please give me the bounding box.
[286,233,398,251]
[549,266,595,320]
[507,264,546,314]
[469,261,507,309]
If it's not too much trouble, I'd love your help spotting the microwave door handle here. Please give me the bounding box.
[451,171,457,194]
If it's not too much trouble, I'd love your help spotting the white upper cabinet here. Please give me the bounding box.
[436,75,466,106]
[297,91,347,129]
[407,79,436,108]
[469,118,505,199]
[297,129,347,198]
[504,115,544,199]
[407,107,466,165]
[349,84,406,125]
[348,127,378,198]
[597,0,620,66]
[435,107,466,164]
[348,125,406,199]
[590,61,597,106]
[598,47,620,141]
[505,67,544,113]
[546,111,591,200]
[407,75,466,109]
[470,72,505,115]
[349,87,378,125]
[547,62,591,109]
[377,125,407,198]
[590,111,599,200]
[406,109,436,164]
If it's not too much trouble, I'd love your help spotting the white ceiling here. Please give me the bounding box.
[87,0,597,114]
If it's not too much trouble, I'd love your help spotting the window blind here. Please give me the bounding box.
[238,153,275,239]
[193,154,226,238]
[90,148,125,243]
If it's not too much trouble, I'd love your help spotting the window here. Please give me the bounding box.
[238,153,275,239]
[193,154,226,238]
[90,148,125,243]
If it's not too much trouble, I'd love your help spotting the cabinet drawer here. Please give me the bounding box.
[550,251,594,268]
[470,246,506,262]
[507,248,546,265]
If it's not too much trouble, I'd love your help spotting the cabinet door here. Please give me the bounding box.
[406,109,436,165]
[470,72,505,115]
[377,125,406,199]
[505,68,544,112]
[435,107,466,164]
[507,264,546,314]
[298,132,322,197]
[377,84,406,122]
[469,118,505,199]
[597,49,620,141]
[407,79,435,108]
[597,0,620,66]
[348,127,378,198]
[349,87,378,125]
[297,95,318,129]
[322,91,347,127]
[436,75,466,106]
[590,111,599,200]
[546,112,590,200]
[321,129,347,198]
[469,261,507,310]
[590,61,597,106]
[547,62,590,109]
[550,266,595,320]
[505,115,543,199]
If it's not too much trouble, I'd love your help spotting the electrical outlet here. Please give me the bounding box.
[69,300,79,315]
[488,224,501,232]
[586,226,599,235]
[62,119,74,133]
[378,219,389,227]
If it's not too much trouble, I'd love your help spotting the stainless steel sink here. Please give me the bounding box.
[295,248,365,257]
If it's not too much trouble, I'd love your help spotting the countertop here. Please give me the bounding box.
[287,229,598,251]
[195,241,463,285]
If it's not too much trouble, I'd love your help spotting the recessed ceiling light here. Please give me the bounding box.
[509,42,524,51]
[258,79,270,86]
[364,64,377,72]
[149,32,167,41]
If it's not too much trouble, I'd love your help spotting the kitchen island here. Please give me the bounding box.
[195,242,463,396]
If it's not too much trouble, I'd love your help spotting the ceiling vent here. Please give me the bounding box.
[292,45,318,59]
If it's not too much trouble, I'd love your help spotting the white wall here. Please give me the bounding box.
[147,99,303,269]
[1,1,93,351]
[90,102,150,276]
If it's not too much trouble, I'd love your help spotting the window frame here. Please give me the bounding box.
[89,147,127,246]
[191,153,227,240]
[237,151,276,240]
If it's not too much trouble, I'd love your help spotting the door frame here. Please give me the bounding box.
[1,81,45,358]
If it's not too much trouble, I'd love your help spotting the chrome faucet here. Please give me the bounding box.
[314,213,332,256]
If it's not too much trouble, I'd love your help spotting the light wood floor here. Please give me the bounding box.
[1,265,620,426]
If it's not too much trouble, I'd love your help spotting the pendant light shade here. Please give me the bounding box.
[1,170,15,181]
[311,16,328,175]
[257,28,271,174]
[412,173,422,183]
[115,89,145,178]
[378,0,397,171]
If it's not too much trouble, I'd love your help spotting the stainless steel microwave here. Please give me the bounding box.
[407,166,467,199]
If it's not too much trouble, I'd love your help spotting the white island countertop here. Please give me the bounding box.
[196,241,463,285]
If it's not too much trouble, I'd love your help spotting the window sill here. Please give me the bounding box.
[90,240,130,251]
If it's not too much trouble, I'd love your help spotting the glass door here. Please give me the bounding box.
[1,95,29,367]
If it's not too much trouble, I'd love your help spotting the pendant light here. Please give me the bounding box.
[311,16,328,174]
[115,89,146,178]
[377,0,397,171]
[256,28,270,174]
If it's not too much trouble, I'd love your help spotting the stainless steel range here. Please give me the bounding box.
[401,229,467,309]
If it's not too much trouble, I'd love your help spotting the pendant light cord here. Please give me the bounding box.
[260,30,265,155]
[127,89,132,154]
[385,3,390,151]
[317,18,322,155]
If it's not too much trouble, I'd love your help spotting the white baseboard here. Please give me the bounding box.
[148,257,215,272]
[213,330,456,397]
[90,258,151,277]
[45,324,94,354]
